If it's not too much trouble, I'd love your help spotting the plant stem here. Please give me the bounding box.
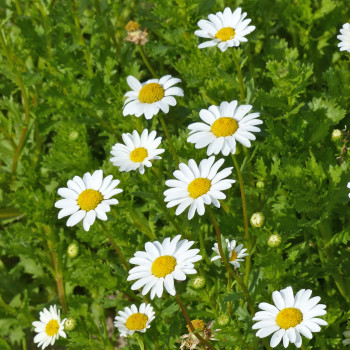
[99,221,130,271]
[138,46,157,78]
[135,334,145,350]
[175,293,217,350]
[228,271,232,315]
[232,50,245,102]
[159,114,180,167]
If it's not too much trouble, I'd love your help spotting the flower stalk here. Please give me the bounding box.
[232,49,245,102]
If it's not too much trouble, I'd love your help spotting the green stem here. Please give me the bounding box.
[228,270,232,315]
[99,221,130,271]
[175,293,217,350]
[159,115,180,167]
[135,334,145,350]
[232,50,245,102]
[138,46,157,78]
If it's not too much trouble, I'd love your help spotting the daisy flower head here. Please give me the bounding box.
[114,303,155,337]
[337,23,350,53]
[110,129,164,174]
[127,235,202,299]
[123,75,184,120]
[347,182,350,198]
[195,7,255,52]
[252,286,328,348]
[32,305,66,349]
[187,101,262,156]
[55,170,122,231]
[164,156,235,219]
[211,238,248,268]
[343,330,350,346]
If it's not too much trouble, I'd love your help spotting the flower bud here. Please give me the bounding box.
[190,276,206,290]
[250,212,265,228]
[64,317,77,331]
[67,242,79,258]
[69,131,79,141]
[256,181,265,189]
[267,233,282,247]
[331,129,342,142]
[217,314,230,327]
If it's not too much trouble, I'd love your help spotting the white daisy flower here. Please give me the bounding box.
[55,170,122,231]
[252,286,328,348]
[347,182,350,198]
[194,7,255,52]
[127,235,202,299]
[343,330,350,346]
[211,238,248,268]
[123,75,184,120]
[110,129,165,174]
[32,305,66,349]
[114,303,155,337]
[164,156,235,220]
[187,101,262,156]
[337,23,350,53]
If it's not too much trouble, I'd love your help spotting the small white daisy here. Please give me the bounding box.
[32,305,66,350]
[187,101,262,156]
[343,330,350,346]
[252,286,328,348]
[110,129,165,174]
[55,170,122,231]
[123,75,184,120]
[195,7,255,52]
[127,235,202,299]
[114,303,155,337]
[211,238,248,268]
[337,23,350,53]
[164,156,235,220]
[347,182,350,198]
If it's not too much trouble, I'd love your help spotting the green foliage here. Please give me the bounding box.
[0,0,349,349]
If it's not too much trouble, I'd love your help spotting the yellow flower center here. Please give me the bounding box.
[215,27,235,41]
[187,319,206,333]
[45,319,59,336]
[151,255,177,278]
[188,178,211,199]
[229,250,237,261]
[276,308,303,329]
[211,117,238,137]
[138,83,165,103]
[130,147,148,163]
[77,189,103,211]
[125,313,148,330]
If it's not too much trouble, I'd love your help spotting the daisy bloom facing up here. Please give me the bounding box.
[110,129,164,174]
[127,235,202,299]
[123,75,183,120]
[337,23,350,53]
[32,305,66,349]
[114,303,155,337]
[252,286,328,348]
[195,7,255,52]
[211,238,248,268]
[55,170,122,231]
[187,101,262,156]
[164,157,235,220]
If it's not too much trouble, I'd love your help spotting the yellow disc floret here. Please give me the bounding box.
[215,27,235,41]
[125,313,148,330]
[187,319,206,333]
[211,117,238,137]
[130,147,148,163]
[151,255,177,278]
[77,189,103,211]
[138,83,165,103]
[276,308,303,329]
[188,178,211,199]
[125,21,139,32]
[45,319,59,336]
[229,250,237,261]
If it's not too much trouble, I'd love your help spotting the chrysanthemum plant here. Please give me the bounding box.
[0,1,349,350]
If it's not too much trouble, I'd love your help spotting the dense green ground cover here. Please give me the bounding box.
[0,0,349,349]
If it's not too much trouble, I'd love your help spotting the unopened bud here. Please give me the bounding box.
[190,276,206,290]
[250,212,265,228]
[331,129,342,142]
[64,317,77,331]
[69,131,79,141]
[267,233,282,247]
[217,314,230,327]
[256,181,265,189]
[67,242,79,258]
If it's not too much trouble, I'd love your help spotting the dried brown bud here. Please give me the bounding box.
[125,29,148,46]
[125,21,139,32]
